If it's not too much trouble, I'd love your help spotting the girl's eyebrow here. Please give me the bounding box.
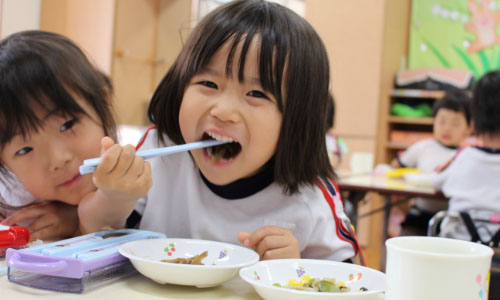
[199,66,221,77]
[247,76,261,86]
[10,131,29,142]
[42,109,67,121]
[201,67,261,85]
[42,109,58,120]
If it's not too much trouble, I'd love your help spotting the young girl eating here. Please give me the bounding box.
[82,0,358,262]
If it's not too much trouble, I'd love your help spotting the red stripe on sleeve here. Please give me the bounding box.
[135,125,157,150]
[316,178,358,253]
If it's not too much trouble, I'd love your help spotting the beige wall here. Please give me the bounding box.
[155,0,192,88]
[110,0,192,125]
[111,0,158,125]
[1,0,41,38]
[306,0,384,169]
[375,0,412,164]
[40,0,192,126]
[306,0,410,168]
[40,0,115,74]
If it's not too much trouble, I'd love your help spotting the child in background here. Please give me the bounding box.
[325,93,348,170]
[0,31,151,241]
[433,70,500,240]
[390,89,471,236]
[81,0,358,262]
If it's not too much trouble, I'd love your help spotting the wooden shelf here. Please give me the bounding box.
[388,116,434,125]
[378,89,443,163]
[391,89,445,99]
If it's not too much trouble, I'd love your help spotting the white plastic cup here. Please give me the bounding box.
[385,236,493,300]
[349,152,374,175]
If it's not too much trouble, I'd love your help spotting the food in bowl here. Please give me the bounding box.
[274,274,368,293]
[161,250,208,265]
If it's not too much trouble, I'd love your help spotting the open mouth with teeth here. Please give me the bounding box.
[202,132,242,162]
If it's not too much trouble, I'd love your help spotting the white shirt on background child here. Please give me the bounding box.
[398,138,456,212]
[433,146,500,213]
[432,146,500,241]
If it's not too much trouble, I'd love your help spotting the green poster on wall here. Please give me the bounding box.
[409,0,500,79]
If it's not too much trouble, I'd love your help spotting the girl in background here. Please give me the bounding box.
[326,92,348,170]
[0,31,151,240]
[82,0,358,262]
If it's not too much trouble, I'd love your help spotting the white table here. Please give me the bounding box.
[0,271,260,300]
[337,173,441,197]
[337,172,446,231]
[1,251,261,299]
[0,258,388,299]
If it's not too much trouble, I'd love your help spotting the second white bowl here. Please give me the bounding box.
[239,259,386,300]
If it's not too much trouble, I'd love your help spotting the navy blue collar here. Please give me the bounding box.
[474,146,500,154]
[199,157,275,200]
[436,140,458,150]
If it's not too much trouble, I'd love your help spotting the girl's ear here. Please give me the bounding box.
[99,72,113,102]
[103,85,111,101]
[469,120,475,136]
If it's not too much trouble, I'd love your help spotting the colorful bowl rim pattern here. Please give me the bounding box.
[119,238,260,269]
[239,259,386,296]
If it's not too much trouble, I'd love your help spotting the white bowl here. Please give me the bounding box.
[119,238,259,287]
[239,259,385,300]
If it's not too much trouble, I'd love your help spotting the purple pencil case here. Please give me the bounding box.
[6,229,165,293]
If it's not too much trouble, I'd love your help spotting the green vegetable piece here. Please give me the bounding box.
[318,280,340,293]
[307,278,315,285]
[272,283,281,287]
